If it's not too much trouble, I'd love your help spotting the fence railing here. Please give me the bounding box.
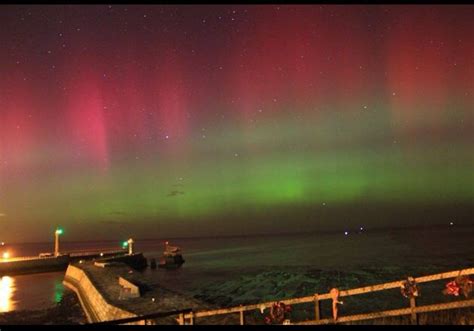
[297,299,474,325]
[90,308,193,325]
[179,267,474,325]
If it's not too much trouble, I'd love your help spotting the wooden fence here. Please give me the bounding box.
[178,267,474,325]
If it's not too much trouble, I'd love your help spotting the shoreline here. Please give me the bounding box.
[0,290,87,325]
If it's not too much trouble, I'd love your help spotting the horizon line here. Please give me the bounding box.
[5,222,470,246]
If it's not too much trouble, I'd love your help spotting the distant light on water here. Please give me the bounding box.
[0,276,14,312]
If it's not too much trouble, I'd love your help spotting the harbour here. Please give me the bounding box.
[0,227,473,324]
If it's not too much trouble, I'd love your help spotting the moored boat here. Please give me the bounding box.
[158,241,185,269]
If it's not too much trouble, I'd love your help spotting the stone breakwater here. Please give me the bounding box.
[63,264,140,324]
[0,250,129,277]
[63,254,244,325]
[0,255,70,276]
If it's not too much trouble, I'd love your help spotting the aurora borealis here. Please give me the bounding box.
[0,5,473,242]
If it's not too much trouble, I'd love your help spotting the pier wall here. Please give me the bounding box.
[0,255,70,276]
[0,250,128,276]
[96,252,148,270]
[63,264,143,324]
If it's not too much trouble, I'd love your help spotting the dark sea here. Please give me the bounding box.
[1,224,473,316]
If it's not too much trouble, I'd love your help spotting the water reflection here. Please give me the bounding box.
[53,280,64,304]
[0,276,16,312]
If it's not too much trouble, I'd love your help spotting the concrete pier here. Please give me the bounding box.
[63,254,241,325]
[0,250,128,276]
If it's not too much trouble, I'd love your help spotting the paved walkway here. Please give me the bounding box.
[77,262,244,324]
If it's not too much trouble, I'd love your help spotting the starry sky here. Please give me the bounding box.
[0,5,473,243]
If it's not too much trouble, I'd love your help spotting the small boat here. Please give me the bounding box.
[158,241,185,269]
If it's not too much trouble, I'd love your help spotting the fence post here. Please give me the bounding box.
[314,294,320,321]
[409,297,418,325]
[239,305,245,325]
[178,313,184,325]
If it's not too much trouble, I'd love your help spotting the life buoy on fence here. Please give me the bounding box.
[264,302,291,324]
[400,277,419,299]
[330,288,343,321]
[443,276,473,298]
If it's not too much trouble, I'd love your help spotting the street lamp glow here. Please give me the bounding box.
[122,241,129,248]
[54,227,63,257]
[127,238,134,255]
[2,252,9,259]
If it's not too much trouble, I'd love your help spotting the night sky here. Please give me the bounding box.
[0,5,473,243]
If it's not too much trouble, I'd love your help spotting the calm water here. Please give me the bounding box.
[1,225,473,313]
